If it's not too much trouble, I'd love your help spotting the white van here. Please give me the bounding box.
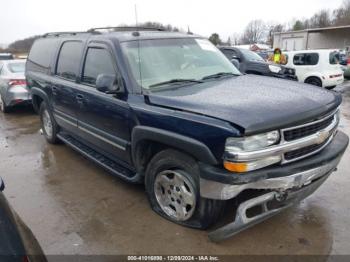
[284,49,344,89]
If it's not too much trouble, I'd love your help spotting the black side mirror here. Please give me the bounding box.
[0,177,5,192]
[96,74,124,95]
[231,59,240,70]
[232,55,240,61]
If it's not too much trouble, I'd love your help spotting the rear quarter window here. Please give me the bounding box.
[27,38,59,69]
[293,53,319,66]
[329,51,340,65]
[56,41,83,81]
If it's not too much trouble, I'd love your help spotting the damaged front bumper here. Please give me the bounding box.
[199,131,348,242]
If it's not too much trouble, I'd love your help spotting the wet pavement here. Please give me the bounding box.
[0,83,350,257]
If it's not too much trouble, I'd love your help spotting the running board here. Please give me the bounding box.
[57,133,142,183]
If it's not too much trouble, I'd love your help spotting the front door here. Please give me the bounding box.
[75,43,132,165]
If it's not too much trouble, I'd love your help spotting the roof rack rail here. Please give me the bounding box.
[42,31,100,38]
[87,26,166,33]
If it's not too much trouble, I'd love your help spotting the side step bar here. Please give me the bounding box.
[57,132,142,183]
[209,173,330,242]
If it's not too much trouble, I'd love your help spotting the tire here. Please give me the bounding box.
[326,85,336,90]
[305,77,322,87]
[0,94,10,113]
[145,149,225,229]
[39,102,60,144]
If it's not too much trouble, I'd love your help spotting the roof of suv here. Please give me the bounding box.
[42,30,200,42]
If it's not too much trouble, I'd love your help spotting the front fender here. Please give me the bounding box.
[131,126,219,166]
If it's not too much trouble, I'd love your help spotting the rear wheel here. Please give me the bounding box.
[305,77,322,87]
[0,94,10,113]
[145,149,225,229]
[39,102,60,144]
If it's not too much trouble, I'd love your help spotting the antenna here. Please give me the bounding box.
[135,4,143,90]
[134,4,139,29]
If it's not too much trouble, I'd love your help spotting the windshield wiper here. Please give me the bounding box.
[202,72,240,80]
[149,79,203,88]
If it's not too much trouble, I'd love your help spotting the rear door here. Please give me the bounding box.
[75,42,132,165]
[51,41,84,134]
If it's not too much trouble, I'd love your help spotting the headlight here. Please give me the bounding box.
[224,131,281,173]
[225,131,280,152]
[268,65,282,73]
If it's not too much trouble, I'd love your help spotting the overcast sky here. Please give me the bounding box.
[0,0,345,44]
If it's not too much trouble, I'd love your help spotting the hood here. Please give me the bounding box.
[146,75,341,135]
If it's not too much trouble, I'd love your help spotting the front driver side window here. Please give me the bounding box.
[82,47,116,86]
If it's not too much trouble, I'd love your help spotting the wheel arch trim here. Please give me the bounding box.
[131,126,219,168]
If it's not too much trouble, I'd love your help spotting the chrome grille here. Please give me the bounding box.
[281,110,339,163]
[283,116,334,141]
[284,140,328,160]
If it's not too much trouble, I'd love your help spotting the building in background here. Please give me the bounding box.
[273,25,350,52]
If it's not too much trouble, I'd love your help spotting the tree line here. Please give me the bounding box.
[209,0,350,46]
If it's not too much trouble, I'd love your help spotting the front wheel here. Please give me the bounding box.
[39,102,60,144]
[145,149,225,229]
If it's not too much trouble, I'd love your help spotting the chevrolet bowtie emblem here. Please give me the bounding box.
[317,130,330,144]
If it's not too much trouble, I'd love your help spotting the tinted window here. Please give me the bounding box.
[82,48,116,85]
[221,49,237,59]
[28,39,58,68]
[293,53,319,66]
[240,49,264,62]
[56,41,83,80]
[329,51,340,65]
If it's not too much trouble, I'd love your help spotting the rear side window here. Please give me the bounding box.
[293,53,319,66]
[329,51,340,65]
[82,48,116,85]
[28,39,58,68]
[56,41,83,80]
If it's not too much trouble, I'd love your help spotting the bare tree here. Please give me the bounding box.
[333,0,350,26]
[231,33,241,45]
[308,10,332,28]
[240,20,267,44]
[266,23,284,46]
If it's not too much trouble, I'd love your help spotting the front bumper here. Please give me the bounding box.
[199,131,348,242]
[199,131,348,189]
[271,73,298,81]
[208,172,330,242]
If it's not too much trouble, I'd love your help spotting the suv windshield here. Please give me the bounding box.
[121,38,240,90]
[240,49,264,62]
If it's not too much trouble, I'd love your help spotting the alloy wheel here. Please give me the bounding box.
[154,170,196,221]
[42,109,53,138]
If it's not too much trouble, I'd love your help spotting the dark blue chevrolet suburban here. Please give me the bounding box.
[26,27,349,242]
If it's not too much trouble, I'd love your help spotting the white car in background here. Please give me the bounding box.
[284,49,344,89]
